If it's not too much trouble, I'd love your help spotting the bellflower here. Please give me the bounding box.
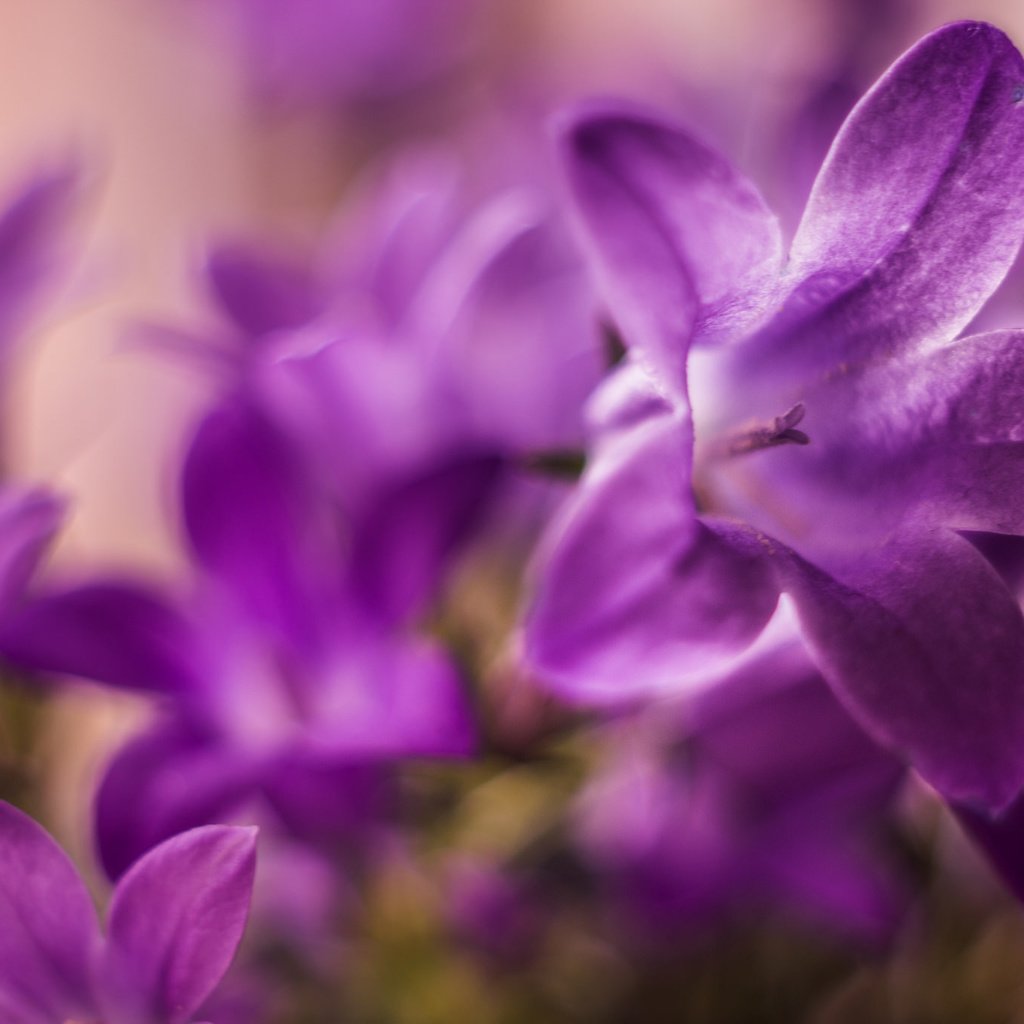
[0,389,474,878]
[525,21,1024,816]
[576,630,906,943]
[0,800,256,1024]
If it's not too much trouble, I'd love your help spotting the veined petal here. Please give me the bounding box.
[742,22,1024,387]
[100,825,257,1024]
[732,329,1024,556]
[524,412,778,703]
[558,102,781,397]
[0,801,100,1024]
[0,580,204,696]
[777,527,1024,812]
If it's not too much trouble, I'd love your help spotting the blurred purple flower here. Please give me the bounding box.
[0,390,474,877]
[215,0,487,109]
[576,633,906,944]
[525,22,1024,815]
[0,800,255,1024]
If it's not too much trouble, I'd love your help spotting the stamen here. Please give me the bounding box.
[725,403,810,456]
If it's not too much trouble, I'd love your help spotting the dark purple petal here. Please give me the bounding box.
[0,486,64,611]
[349,451,504,623]
[559,102,781,394]
[777,527,1024,812]
[0,801,100,1023]
[205,242,323,340]
[183,394,322,639]
[100,825,257,1024]
[0,580,204,696]
[261,758,395,850]
[525,413,778,703]
[742,22,1024,388]
[95,721,260,881]
[954,797,1024,903]
[689,637,904,812]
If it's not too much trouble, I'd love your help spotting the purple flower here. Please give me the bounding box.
[525,22,1024,815]
[576,634,907,944]
[0,390,474,877]
[0,800,256,1024]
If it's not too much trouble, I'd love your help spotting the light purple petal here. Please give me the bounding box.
[0,163,77,356]
[559,102,781,394]
[100,825,257,1024]
[525,412,778,703]
[308,632,477,759]
[0,801,100,1023]
[741,21,1024,387]
[95,721,260,881]
[204,242,323,340]
[0,486,65,612]
[0,580,204,696]
[777,527,1024,812]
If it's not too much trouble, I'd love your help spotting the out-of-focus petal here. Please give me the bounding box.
[348,451,504,624]
[559,102,781,394]
[778,527,1024,812]
[100,826,257,1024]
[0,580,204,696]
[182,394,321,640]
[95,721,260,881]
[308,632,477,759]
[0,801,100,1024]
[742,22,1024,388]
[955,797,1024,903]
[0,486,64,611]
[0,163,77,353]
[204,242,323,341]
[261,758,394,850]
[525,413,778,703]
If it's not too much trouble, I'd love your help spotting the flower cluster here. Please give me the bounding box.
[4,9,1024,1021]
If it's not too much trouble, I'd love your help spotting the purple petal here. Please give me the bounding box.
[777,527,1024,812]
[742,22,1024,387]
[349,451,504,623]
[204,242,323,340]
[525,412,778,703]
[95,721,260,881]
[955,796,1024,903]
[558,102,781,393]
[0,163,77,355]
[307,632,477,759]
[0,580,204,696]
[261,758,395,850]
[182,394,322,639]
[0,486,64,612]
[0,801,100,1023]
[100,825,257,1024]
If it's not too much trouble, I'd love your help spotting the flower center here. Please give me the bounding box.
[720,402,810,457]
